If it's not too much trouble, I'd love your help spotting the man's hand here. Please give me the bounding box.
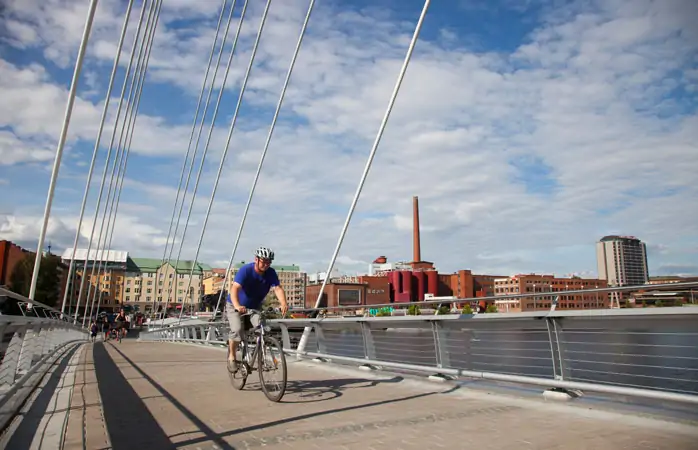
[280,302,288,316]
[235,303,247,314]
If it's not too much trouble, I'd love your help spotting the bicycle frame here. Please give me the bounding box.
[239,310,269,370]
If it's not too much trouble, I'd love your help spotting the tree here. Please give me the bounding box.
[9,252,62,308]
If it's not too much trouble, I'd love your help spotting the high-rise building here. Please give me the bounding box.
[596,235,649,286]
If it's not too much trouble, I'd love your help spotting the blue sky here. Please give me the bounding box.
[1,0,697,278]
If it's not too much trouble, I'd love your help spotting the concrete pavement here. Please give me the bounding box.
[8,340,698,449]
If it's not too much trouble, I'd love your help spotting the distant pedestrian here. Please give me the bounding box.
[90,321,98,342]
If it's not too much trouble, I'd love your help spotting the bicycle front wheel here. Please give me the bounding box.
[258,335,287,402]
[229,340,248,390]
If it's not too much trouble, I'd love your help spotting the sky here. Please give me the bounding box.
[0,0,697,278]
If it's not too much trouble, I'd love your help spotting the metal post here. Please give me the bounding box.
[296,0,431,355]
[28,0,100,302]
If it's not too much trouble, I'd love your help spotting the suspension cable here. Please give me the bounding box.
[94,0,162,317]
[153,0,231,317]
[154,0,240,316]
[59,0,137,319]
[85,0,158,325]
[157,0,257,327]
[86,0,161,323]
[28,0,100,303]
[296,0,431,354]
[208,0,317,323]
[74,0,151,325]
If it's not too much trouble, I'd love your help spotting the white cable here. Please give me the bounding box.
[153,0,231,315]
[209,0,317,322]
[154,0,239,315]
[74,0,151,324]
[83,0,157,325]
[296,0,432,355]
[28,0,100,303]
[60,0,136,319]
[155,0,257,328]
[170,0,271,326]
[94,0,162,317]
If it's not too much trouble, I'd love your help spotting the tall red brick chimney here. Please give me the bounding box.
[413,196,421,262]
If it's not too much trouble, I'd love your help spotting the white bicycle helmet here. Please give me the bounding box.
[254,246,275,261]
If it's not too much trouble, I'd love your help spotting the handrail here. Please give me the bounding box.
[139,308,698,406]
[0,315,89,433]
[0,287,78,324]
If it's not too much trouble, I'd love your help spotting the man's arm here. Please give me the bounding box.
[230,282,245,312]
[273,285,288,315]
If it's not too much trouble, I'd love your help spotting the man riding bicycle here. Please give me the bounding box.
[227,247,288,372]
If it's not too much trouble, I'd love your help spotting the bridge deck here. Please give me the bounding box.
[7,341,698,449]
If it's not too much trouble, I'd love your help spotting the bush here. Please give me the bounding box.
[486,304,498,313]
[407,304,421,316]
[437,305,450,315]
[375,307,392,317]
[461,304,473,314]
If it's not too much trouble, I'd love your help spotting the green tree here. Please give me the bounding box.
[486,304,498,313]
[407,304,421,315]
[461,304,474,314]
[9,252,62,308]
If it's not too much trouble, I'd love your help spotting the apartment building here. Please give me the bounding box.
[123,258,211,312]
[494,274,608,312]
[61,248,128,314]
[202,268,226,295]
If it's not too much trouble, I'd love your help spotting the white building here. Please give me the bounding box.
[596,235,649,286]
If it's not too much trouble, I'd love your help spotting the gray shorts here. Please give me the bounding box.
[225,303,261,342]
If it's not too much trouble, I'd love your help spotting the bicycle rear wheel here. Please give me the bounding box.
[229,340,248,390]
[258,335,287,402]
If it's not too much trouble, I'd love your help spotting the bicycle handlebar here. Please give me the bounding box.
[238,308,288,319]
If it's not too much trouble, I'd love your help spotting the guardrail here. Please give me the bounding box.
[0,288,89,431]
[139,306,698,406]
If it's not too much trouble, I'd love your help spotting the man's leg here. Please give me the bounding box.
[225,304,242,370]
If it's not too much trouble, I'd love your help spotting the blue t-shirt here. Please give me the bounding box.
[227,262,280,309]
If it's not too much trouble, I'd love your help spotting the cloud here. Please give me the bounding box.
[0,0,696,280]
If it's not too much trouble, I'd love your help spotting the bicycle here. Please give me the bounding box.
[227,309,287,402]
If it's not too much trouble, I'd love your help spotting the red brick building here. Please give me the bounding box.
[494,274,608,312]
[0,240,30,286]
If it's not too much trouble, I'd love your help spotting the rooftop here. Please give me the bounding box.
[61,248,128,263]
[126,257,211,274]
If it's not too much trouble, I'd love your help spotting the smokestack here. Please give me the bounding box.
[413,196,421,262]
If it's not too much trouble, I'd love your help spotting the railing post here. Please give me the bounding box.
[551,317,568,380]
[0,329,27,386]
[360,321,376,360]
[545,317,561,380]
[313,324,326,354]
[17,326,39,375]
[431,320,451,369]
[278,323,292,350]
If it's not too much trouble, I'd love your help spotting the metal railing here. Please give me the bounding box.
[139,303,698,406]
[0,288,89,431]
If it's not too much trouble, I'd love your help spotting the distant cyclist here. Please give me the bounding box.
[115,308,128,340]
[227,247,288,372]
